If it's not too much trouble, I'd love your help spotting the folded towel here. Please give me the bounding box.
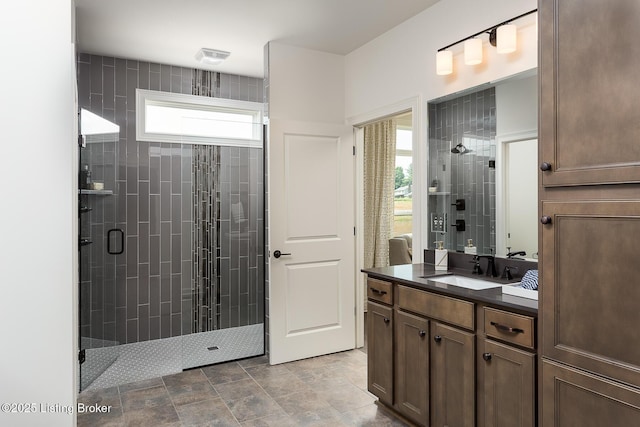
[520,269,538,290]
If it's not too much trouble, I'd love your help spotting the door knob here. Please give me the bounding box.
[434,335,442,343]
[483,352,492,361]
[540,216,552,225]
[540,162,552,171]
[273,250,291,259]
[419,330,426,337]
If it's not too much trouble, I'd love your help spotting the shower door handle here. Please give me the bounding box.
[107,228,124,255]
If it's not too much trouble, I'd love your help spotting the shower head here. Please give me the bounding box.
[451,143,468,154]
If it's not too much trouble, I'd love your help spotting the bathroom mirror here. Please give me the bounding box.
[427,69,538,261]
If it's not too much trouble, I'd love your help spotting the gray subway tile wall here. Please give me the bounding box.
[77,54,265,349]
[428,87,496,255]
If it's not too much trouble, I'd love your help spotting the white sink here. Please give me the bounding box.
[501,284,538,300]
[429,275,504,290]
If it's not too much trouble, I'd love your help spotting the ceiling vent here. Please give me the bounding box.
[195,48,230,65]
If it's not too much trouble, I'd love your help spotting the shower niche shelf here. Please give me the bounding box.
[79,189,113,196]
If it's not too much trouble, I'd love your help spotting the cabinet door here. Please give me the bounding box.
[431,322,475,427]
[541,200,640,387]
[542,359,640,426]
[540,0,640,187]
[367,301,393,405]
[482,339,535,427]
[395,310,429,426]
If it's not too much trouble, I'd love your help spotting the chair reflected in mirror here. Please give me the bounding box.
[389,234,412,265]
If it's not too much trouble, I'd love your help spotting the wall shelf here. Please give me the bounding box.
[79,189,113,196]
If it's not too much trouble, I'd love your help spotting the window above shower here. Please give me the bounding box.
[136,89,263,147]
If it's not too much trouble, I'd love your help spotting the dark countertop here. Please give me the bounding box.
[363,263,538,316]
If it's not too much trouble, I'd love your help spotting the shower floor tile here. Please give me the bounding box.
[84,324,263,391]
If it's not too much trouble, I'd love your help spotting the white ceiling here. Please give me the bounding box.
[75,0,440,78]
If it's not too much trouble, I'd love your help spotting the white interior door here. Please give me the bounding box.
[505,138,538,257]
[269,119,355,364]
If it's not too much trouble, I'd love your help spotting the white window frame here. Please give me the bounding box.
[136,89,263,148]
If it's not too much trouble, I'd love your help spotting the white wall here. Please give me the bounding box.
[268,42,345,123]
[0,1,77,426]
[345,0,537,260]
[345,0,538,119]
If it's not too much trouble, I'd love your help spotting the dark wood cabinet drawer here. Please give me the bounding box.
[484,307,535,350]
[397,285,474,330]
[367,277,393,305]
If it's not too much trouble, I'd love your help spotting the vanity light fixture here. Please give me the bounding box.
[464,38,483,65]
[195,48,230,65]
[435,9,536,75]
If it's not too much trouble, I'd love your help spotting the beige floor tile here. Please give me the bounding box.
[201,362,251,385]
[175,397,240,426]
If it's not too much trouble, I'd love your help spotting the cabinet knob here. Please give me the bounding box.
[483,352,492,361]
[434,335,442,343]
[419,330,426,337]
[540,162,552,171]
[383,317,390,324]
[540,215,552,225]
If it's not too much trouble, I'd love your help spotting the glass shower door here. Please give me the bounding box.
[78,110,121,391]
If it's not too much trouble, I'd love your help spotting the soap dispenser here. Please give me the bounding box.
[464,239,477,255]
[434,240,448,271]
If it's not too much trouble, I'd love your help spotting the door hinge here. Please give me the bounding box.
[78,349,86,364]
[353,146,356,156]
[354,227,356,236]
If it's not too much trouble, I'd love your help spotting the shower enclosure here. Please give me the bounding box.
[77,54,265,391]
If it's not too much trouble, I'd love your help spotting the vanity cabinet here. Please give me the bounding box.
[366,277,394,406]
[367,301,393,405]
[480,308,536,427]
[365,274,538,427]
[367,280,477,427]
[397,284,476,426]
[431,321,475,427]
[394,310,430,425]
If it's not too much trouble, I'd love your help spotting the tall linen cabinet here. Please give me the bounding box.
[539,0,640,424]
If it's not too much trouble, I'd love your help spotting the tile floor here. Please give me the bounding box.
[77,348,408,426]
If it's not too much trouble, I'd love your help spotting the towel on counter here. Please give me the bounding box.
[520,269,538,290]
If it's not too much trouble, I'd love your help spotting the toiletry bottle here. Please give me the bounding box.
[85,166,92,189]
[464,239,477,255]
[80,165,91,189]
[434,240,448,271]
